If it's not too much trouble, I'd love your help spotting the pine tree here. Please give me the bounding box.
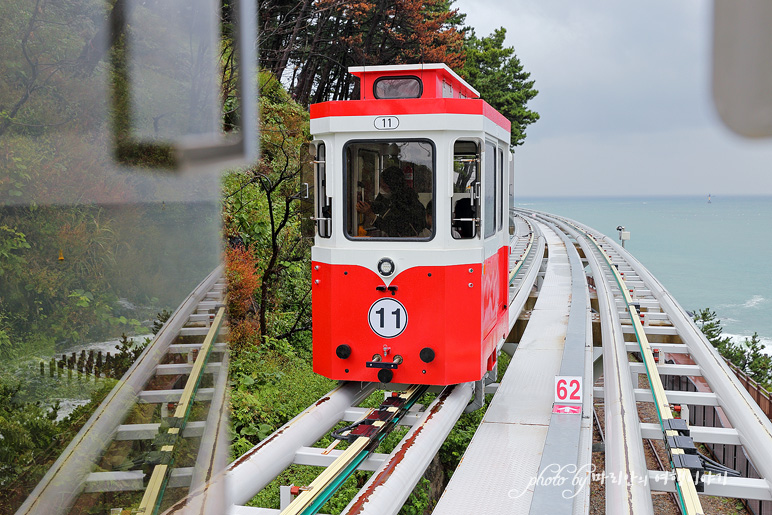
[459,28,539,148]
[694,309,772,389]
[693,308,732,350]
[741,332,772,388]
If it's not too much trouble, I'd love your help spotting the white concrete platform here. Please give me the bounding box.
[434,222,573,514]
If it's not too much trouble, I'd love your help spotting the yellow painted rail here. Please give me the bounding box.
[280,385,426,515]
[580,227,705,515]
[137,306,226,515]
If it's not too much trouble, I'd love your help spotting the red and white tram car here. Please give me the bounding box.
[307,63,514,385]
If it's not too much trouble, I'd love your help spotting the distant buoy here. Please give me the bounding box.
[58,249,64,261]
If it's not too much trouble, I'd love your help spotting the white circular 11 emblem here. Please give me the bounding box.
[368,298,408,338]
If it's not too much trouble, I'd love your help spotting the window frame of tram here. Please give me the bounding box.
[315,142,332,238]
[498,147,505,232]
[343,139,435,241]
[452,139,481,239]
[484,140,497,239]
[372,75,423,99]
[509,152,516,235]
[301,143,316,238]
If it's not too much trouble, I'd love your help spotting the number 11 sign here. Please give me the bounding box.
[554,376,583,404]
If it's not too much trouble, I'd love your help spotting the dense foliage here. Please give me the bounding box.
[246,1,539,147]
[223,71,321,466]
[223,71,313,346]
[257,0,465,105]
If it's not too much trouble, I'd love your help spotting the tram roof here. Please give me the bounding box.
[310,63,511,133]
[347,63,480,99]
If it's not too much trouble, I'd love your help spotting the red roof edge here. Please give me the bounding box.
[310,99,511,133]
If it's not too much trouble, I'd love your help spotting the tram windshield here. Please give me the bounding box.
[345,140,434,239]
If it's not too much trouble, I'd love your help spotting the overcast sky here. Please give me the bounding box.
[453,0,772,197]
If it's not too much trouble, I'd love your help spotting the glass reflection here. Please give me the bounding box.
[0,1,226,512]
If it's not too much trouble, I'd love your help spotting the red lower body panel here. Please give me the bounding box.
[312,249,509,385]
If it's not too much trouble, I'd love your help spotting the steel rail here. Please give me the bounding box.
[225,381,378,506]
[281,385,427,515]
[338,383,473,515]
[162,382,380,513]
[593,406,605,444]
[539,212,705,514]
[503,218,544,352]
[509,215,535,282]
[529,212,654,515]
[592,227,772,502]
[17,266,225,515]
[563,216,704,514]
[165,349,231,514]
[646,438,683,513]
[138,306,226,515]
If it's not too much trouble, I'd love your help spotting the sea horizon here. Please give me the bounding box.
[515,195,772,350]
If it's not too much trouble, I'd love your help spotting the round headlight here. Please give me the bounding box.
[377,257,395,277]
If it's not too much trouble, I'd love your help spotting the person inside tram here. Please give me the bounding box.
[453,197,475,238]
[356,166,426,237]
[419,200,433,237]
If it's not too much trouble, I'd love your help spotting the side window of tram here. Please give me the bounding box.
[317,144,331,238]
[300,145,316,238]
[498,148,504,231]
[509,151,516,235]
[484,141,497,238]
[452,140,480,239]
[345,140,434,239]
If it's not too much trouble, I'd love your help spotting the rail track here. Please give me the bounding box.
[529,210,772,515]
[17,267,230,515]
[19,211,772,515]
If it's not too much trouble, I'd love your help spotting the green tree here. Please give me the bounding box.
[693,308,772,389]
[460,28,539,148]
[693,308,732,352]
[735,332,772,388]
[256,0,467,106]
[222,72,312,345]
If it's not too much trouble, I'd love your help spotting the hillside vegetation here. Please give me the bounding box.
[221,4,540,510]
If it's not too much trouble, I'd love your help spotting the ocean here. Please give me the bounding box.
[517,196,772,348]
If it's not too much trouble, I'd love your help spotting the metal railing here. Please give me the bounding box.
[726,361,772,420]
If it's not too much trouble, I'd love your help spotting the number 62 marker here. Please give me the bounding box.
[554,376,583,404]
